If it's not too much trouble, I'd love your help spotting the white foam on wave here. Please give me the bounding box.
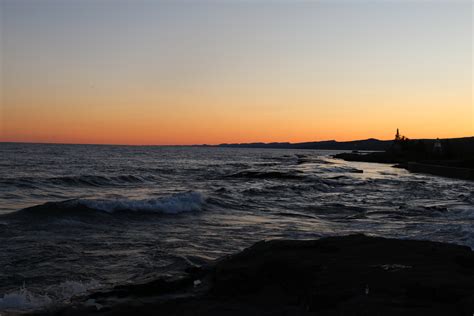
[48,280,101,301]
[68,191,205,214]
[0,280,101,312]
[0,286,52,311]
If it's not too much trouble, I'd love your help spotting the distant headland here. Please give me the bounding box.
[198,135,474,152]
[198,133,474,180]
[329,131,474,180]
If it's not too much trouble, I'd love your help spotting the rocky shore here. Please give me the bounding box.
[333,136,474,180]
[35,235,474,316]
[333,152,474,181]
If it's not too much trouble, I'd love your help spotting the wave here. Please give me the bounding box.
[448,205,474,220]
[0,286,52,311]
[296,157,334,165]
[1,174,155,189]
[227,170,304,180]
[49,174,150,186]
[0,280,101,312]
[321,166,364,173]
[17,192,205,216]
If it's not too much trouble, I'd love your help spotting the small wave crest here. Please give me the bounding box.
[0,286,52,311]
[321,166,364,174]
[17,192,205,216]
[448,205,474,220]
[1,174,155,189]
[227,170,304,180]
[50,174,150,186]
[0,280,101,312]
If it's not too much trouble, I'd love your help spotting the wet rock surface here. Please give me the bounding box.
[37,235,474,316]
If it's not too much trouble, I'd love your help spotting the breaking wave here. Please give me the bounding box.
[0,280,101,312]
[17,192,205,216]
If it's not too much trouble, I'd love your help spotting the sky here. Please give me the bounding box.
[0,0,472,145]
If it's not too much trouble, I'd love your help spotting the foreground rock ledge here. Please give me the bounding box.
[38,235,474,316]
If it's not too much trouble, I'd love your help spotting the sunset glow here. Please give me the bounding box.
[1,0,472,145]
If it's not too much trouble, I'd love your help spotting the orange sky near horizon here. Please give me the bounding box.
[3,92,472,145]
[1,1,472,145]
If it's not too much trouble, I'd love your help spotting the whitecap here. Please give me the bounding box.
[17,191,206,216]
[0,280,102,312]
[0,285,52,311]
[72,191,205,214]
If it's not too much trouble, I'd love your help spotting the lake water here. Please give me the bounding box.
[0,143,472,312]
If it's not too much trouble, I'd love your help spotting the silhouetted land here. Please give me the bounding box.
[333,137,474,180]
[201,138,391,151]
[37,235,473,316]
[199,136,474,180]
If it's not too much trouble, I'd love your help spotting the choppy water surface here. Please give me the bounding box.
[0,143,472,312]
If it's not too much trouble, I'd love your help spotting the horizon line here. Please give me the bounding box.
[1,135,473,147]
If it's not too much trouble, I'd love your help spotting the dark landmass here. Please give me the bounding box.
[200,138,392,151]
[203,135,474,180]
[37,235,474,316]
[334,136,474,180]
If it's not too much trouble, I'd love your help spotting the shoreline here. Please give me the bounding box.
[333,152,474,181]
[33,235,474,316]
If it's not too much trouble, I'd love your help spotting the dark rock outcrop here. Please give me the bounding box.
[333,153,474,181]
[38,235,474,316]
